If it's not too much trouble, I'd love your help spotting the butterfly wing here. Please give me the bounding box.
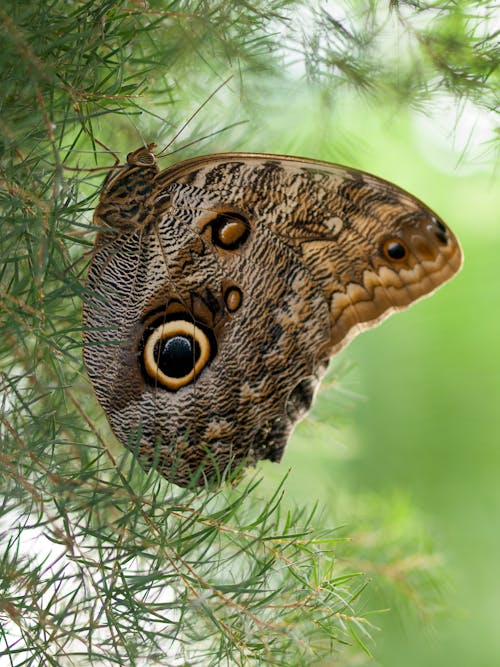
[83,152,462,485]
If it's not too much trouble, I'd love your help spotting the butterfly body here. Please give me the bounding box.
[83,147,462,486]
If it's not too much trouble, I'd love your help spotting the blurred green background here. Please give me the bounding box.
[257,89,499,666]
[3,1,497,662]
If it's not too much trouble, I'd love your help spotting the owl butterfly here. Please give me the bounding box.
[83,144,462,487]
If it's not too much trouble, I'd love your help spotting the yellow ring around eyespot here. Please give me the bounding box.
[143,320,211,390]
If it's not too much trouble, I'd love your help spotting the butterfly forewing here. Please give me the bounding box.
[83,149,462,486]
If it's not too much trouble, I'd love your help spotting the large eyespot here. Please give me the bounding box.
[383,238,408,261]
[211,212,250,250]
[143,320,211,390]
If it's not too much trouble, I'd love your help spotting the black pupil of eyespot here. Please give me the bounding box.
[387,241,406,259]
[155,335,200,378]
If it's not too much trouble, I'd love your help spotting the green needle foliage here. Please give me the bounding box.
[0,1,496,665]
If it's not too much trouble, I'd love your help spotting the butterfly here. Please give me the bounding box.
[82,144,462,486]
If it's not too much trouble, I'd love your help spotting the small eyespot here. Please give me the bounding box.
[224,286,243,313]
[383,239,408,261]
[211,212,250,250]
[143,320,211,390]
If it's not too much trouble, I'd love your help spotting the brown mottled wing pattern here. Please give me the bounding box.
[83,149,462,486]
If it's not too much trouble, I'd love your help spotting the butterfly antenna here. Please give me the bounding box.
[92,135,120,166]
[63,123,121,173]
[162,120,248,158]
[156,75,234,158]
